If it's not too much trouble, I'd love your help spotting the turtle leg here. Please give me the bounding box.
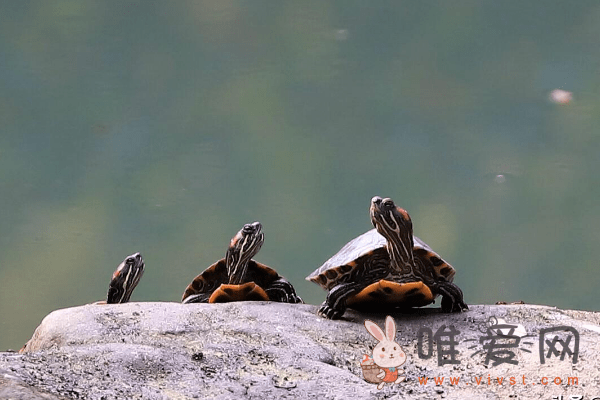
[182,293,212,304]
[436,281,468,312]
[265,278,303,304]
[318,282,364,320]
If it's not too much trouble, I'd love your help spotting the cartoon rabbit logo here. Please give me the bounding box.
[361,316,406,390]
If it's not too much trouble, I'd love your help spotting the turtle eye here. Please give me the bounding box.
[383,199,394,208]
[126,257,135,265]
[242,224,253,233]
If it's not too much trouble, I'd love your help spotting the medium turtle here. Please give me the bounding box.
[307,196,467,319]
[182,222,302,304]
[95,252,145,304]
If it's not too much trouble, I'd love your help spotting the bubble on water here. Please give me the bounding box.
[549,89,573,104]
[335,29,349,41]
[494,174,506,184]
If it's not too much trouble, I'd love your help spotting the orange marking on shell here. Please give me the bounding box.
[413,247,456,281]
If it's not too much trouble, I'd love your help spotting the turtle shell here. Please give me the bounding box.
[182,258,282,303]
[306,229,455,292]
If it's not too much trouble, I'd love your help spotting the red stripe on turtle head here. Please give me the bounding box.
[396,207,411,224]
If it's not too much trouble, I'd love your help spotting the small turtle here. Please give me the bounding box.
[106,252,145,303]
[307,196,467,319]
[19,252,144,353]
[95,252,145,304]
[182,222,302,304]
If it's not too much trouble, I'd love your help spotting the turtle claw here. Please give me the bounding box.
[182,293,211,304]
[274,291,302,303]
[317,302,344,319]
[268,290,303,304]
[290,294,304,304]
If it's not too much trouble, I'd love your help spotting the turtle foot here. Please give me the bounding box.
[182,293,211,304]
[317,302,344,319]
[265,279,303,304]
[268,290,303,304]
[438,282,468,313]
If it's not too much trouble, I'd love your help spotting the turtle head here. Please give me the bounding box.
[370,196,415,269]
[226,222,264,285]
[106,252,145,304]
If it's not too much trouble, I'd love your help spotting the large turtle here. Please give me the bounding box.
[182,222,302,304]
[307,196,467,319]
[95,252,145,304]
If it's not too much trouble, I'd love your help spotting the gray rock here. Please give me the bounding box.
[2,302,599,399]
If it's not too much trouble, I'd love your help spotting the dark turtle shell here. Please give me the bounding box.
[306,228,455,305]
[182,259,287,303]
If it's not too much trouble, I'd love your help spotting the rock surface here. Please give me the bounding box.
[2,302,600,399]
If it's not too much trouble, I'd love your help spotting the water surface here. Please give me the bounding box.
[1,1,599,350]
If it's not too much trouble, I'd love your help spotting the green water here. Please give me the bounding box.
[1,1,599,351]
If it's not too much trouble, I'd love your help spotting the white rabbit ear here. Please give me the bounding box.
[364,320,386,342]
[385,316,396,342]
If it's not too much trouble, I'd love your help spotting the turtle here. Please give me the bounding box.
[95,252,145,304]
[19,252,144,353]
[181,221,302,304]
[306,196,467,319]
